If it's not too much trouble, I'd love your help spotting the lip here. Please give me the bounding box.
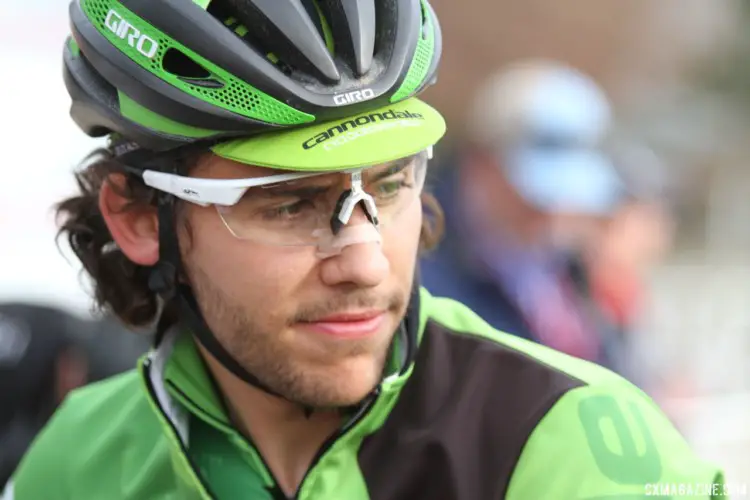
[297,310,386,338]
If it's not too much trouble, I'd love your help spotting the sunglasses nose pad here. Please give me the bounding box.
[330,191,379,235]
[329,171,380,235]
[330,189,352,235]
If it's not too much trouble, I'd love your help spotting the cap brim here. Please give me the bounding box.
[505,149,624,216]
[211,98,446,172]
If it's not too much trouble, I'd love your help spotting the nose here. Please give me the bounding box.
[319,207,389,287]
[319,239,389,287]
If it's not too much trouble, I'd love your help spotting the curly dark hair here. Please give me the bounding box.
[56,149,445,329]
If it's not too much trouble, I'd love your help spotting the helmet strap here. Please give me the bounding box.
[149,193,287,399]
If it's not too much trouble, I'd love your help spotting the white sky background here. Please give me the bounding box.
[0,3,105,316]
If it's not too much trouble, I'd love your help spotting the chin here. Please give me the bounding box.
[318,356,384,405]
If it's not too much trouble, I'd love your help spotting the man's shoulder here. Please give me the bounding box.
[17,369,143,437]
[23,368,153,453]
[419,291,724,498]
[421,289,621,387]
[7,368,175,499]
[67,367,145,409]
[48,368,153,437]
[419,289,626,443]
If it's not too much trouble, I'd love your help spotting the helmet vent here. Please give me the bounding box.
[207,0,297,75]
[162,48,225,88]
[222,0,340,82]
[315,0,376,77]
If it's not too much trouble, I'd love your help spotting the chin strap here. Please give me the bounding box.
[150,194,287,399]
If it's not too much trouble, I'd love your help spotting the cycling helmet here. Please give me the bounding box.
[65,0,443,152]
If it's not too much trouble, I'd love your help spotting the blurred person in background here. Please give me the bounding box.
[585,142,675,351]
[0,303,89,486]
[421,60,627,370]
[569,139,676,386]
[581,141,678,395]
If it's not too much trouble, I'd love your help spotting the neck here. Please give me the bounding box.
[198,346,342,496]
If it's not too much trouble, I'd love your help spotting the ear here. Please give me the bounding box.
[99,174,160,266]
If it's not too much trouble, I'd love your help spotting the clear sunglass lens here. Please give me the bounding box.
[216,150,430,245]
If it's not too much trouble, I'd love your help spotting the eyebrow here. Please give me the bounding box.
[368,159,411,182]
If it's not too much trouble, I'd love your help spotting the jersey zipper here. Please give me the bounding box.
[292,385,382,499]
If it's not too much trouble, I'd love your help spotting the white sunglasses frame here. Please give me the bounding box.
[137,147,433,207]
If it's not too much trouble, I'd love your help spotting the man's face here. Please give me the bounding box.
[180,155,422,408]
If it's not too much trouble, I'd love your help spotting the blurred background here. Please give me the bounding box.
[1,0,749,485]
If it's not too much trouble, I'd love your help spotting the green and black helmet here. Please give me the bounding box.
[64,0,442,152]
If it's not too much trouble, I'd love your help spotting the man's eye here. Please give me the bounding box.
[372,177,412,199]
[261,200,313,221]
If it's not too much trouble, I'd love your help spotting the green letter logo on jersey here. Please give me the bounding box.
[578,395,662,485]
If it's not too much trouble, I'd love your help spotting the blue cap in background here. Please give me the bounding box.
[468,60,624,215]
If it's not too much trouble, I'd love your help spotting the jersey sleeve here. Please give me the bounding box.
[506,383,726,499]
[3,399,76,500]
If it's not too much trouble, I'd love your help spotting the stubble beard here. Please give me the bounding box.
[187,266,404,408]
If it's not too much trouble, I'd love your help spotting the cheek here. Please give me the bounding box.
[183,207,315,310]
